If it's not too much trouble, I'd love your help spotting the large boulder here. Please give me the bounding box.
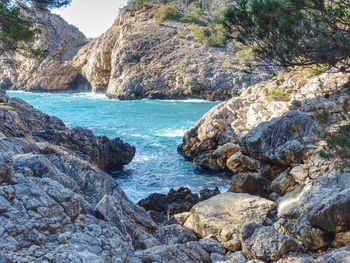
[183,192,276,251]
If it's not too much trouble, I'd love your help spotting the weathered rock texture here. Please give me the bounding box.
[0,8,90,91]
[1,5,273,100]
[178,68,350,261]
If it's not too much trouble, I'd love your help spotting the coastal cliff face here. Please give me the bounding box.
[0,5,273,100]
[177,69,350,261]
[71,8,273,100]
[0,9,90,92]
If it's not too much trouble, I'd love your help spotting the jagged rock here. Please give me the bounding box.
[183,192,276,251]
[199,187,221,201]
[138,187,219,224]
[154,225,198,245]
[228,172,270,197]
[217,251,247,263]
[132,241,210,263]
[239,111,317,166]
[240,223,298,262]
[70,7,273,100]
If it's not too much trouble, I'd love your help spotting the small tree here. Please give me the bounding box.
[222,0,350,72]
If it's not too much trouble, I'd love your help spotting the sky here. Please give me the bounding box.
[53,0,129,38]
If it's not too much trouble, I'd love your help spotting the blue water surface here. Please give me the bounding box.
[7,91,230,202]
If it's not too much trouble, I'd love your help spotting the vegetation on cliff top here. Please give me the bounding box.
[221,0,350,72]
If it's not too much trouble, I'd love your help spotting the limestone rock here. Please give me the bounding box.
[239,111,317,166]
[179,69,349,172]
[0,92,135,171]
[184,192,276,251]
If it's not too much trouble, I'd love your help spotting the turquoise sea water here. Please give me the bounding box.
[7,91,231,202]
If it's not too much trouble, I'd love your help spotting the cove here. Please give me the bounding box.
[7,91,231,202]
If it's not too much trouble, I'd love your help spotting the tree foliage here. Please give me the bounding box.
[222,0,350,72]
[0,0,71,54]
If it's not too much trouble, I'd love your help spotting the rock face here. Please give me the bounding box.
[71,7,274,100]
[178,69,349,171]
[0,8,90,91]
[1,5,273,100]
[179,68,350,261]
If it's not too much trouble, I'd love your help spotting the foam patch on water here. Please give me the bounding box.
[7,90,28,94]
[157,128,187,137]
[75,92,108,100]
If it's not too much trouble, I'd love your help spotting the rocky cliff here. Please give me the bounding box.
[176,68,350,261]
[0,8,90,92]
[1,5,273,100]
[70,7,273,100]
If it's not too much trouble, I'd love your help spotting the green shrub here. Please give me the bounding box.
[179,14,200,23]
[176,31,187,38]
[205,32,225,47]
[222,58,234,69]
[267,88,284,101]
[188,7,204,15]
[314,109,330,124]
[236,47,254,67]
[191,24,206,43]
[153,5,182,23]
[191,24,225,47]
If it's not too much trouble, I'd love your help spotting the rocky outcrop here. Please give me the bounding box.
[0,8,90,91]
[178,68,350,261]
[0,90,135,171]
[178,69,349,171]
